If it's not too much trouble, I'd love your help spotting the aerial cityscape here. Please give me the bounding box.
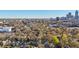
[0,10,79,48]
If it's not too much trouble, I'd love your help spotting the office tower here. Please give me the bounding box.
[56,17,60,21]
[75,10,78,20]
[66,12,73,20]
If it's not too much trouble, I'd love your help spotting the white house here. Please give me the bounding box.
[0,27,12,32]
[49,24,58,27]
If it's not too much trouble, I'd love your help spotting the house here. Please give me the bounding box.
[0,27,12,32]
[49,24,58,27]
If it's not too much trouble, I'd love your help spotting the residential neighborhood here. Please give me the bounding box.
[0,10,79,48]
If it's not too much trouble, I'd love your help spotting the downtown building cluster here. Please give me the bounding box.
[57,10,79,20]
[49,10,79,27]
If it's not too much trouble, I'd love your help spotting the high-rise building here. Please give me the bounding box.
[75,10,78,20]
[56,17,60,21]
[66,12,73,20]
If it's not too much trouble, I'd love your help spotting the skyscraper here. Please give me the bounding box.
[75,10,78,20]
[66,12,73,20]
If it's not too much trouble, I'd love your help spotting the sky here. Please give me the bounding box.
[0,10,77,18]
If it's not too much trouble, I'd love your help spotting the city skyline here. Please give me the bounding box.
[0,10,78,18]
